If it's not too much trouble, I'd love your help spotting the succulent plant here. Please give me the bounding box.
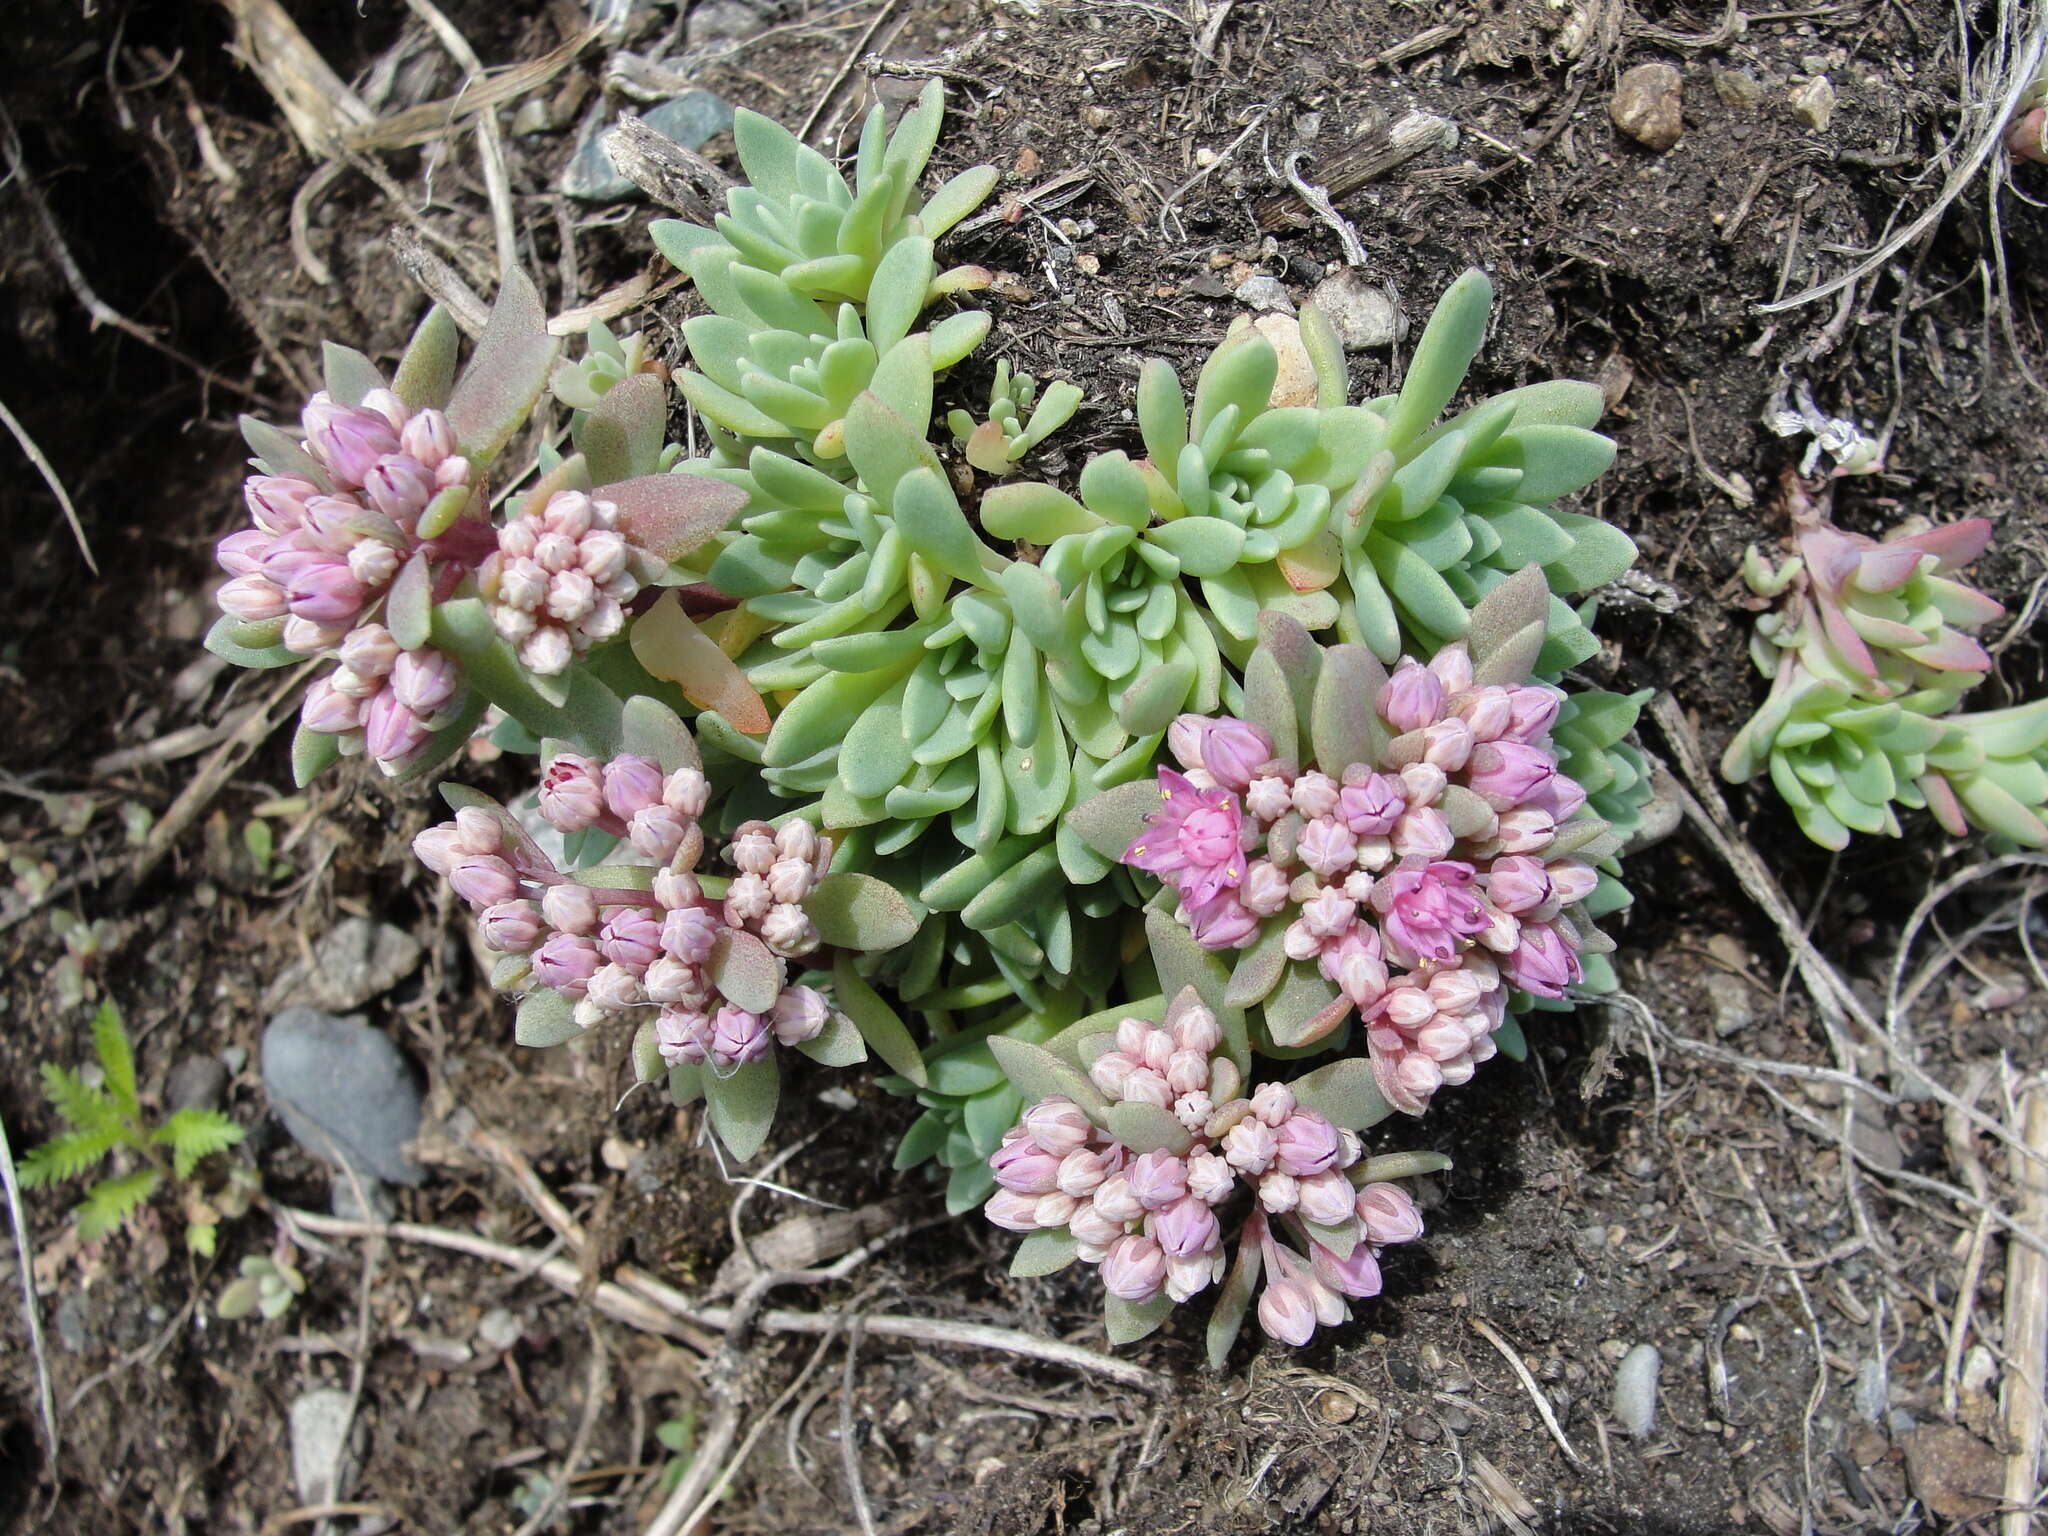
[982,986,1447,1361]
[947,358,1082,475]
[412,696,923,1159]
[1065,569,1622,1112]
[1724,489,2048,848]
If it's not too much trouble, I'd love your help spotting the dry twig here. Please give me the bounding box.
[1469,1316,1582,1468]
[0,1108,59,1492]
[2003,1088,2048,1536]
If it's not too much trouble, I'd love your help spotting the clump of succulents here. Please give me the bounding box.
[192,80,1665,1366]
[1724,484,2048,848]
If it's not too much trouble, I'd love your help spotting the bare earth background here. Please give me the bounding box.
[3,1,2048,1532]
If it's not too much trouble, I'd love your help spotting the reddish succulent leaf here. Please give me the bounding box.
[630,591,771,734]
[607,474,750,562]
[444,269,558,466]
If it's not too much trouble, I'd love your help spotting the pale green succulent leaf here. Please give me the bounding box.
[703,1055,780,1162]
[515,988,581,1048]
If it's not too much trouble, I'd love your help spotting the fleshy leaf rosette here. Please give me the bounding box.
[983,988,1439,1362]
[1725,490,2048,848]
[946,358,1082,476]
[412,699,920,1160]
[1069,568,1621,1113]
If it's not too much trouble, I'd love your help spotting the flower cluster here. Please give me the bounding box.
[1725,487,2048,849]
[1125,639,1605,1111]
[216,389,481,771]
[478,490,645,676]
[981,993,1425,1345]
[415,751,833,1067]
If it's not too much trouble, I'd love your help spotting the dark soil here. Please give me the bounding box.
[4,1,2046,1533]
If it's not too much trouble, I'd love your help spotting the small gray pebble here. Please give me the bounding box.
[166,1056,228,1113]
[290,1388,362,1507]
[1309,270,1408,350]
[1400,1414,1442,1443]
[1612,1343,1661,1438]
[263,1009,425,1186]
[686,0,767,46]
[1233,274,1294,313]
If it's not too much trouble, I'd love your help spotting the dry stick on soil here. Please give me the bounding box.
[2003,1087,2048,1536]
[212,0,372,156]
[1468,1316,1582,1468]
[0,396,95,573]
[839,1316,879,1536]
[1730,1147,1827,1528]
[1253,110,1459,233]
[512,1320,611,1536]
[798,0,905,145]
[387,227,491,336]
[398,0,518,278]
[0,1109,60,1489]
[282,1209,1165,1391]
[1944,1063,1999,1424]
[1647,697,2048,1175]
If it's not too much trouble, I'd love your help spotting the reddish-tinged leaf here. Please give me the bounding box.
[444,268,558,466]
[630,591,771,734]
[607,474,750,562]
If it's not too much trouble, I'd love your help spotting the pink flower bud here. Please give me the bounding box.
[450,807,500,857]
[363,691,429,765]
[1427,968,1484,1014]
[1283,919,1321,962]
[1090,1050,1138,1099]
[1200,717,1275,791]
[1148,1195,1220,1259]
[450,856,520,913]
[1503,920,1581,999]
[1068,1202,1125,1249]
[1496,808,1555,854]
[580,529,629,585]
[656,1007,712,1066]
[399,408,454,468]
[1258,1278,1319,1345]
[770,987,823,1048]
[433,455,471,490]
[1486,855,1552,914]
[1091,1175,1144,1225]
[1382,986,1436,1030]
[1114,1017,1152,1057]
[1299,886,1357,939]
[1398,762,1449,809]
[628,804,688,862]
[1034,1191,1079,1228]
[758,904,816,958]
[216,528,272,577]
[1185,1148,1237,1204]
[541,490,595,540]
[1167,714,1207,771]
[1297,1170,1357,1225]
[363,454,434,525]
[1356,1183,1425,1245]
[1246,775,1294,822]
[600,908,664,972]
[586,963,646,1012]
[1428,642,1474,692]
[1140,1029,1175,1074]
[306,399,400,487]
[991,1136,1063,1195]
[1328,933,1389,1008]
[771,817,817,865]
[711,1005,769,1064]
[546,568,598,624]
[1298,816,1359,879]
[1260,1171,1301,1211]
[540,754,608,832]
[984,1190,1041,1232]
[654,868,703,911]
[1240,860,1290,916]
[1504,685,1561,743]
[1023,1097,1093,1157]
[519,627,574,677]
[338,623,399,678]
[1250,1082,1296,1126]
[1166,1251,1219,1302]
[1171,1002,1222,1055]
[1121,1068,1174,1109]
[497,557,548,613]
[1186,892,1261,950]
[595,756,660,823]
[533,933,602,996]
[533,529,578,573]
[1467,740,1559,812]
[1338,774,1406,836]
[1390,807,1455,861]
[652,771,708,823]
[1455,686,1514,741]
[1273,1112,1342,1177]
[644,957,700,1006]
[723,874,771,927]
[1548,860,1599,907]
[413,824,461,875]
[729,822,779,875]
[543,883,601,936]
[1057,1147,1112,1198]
[1174,1090,1214,1132]
[1165,1048,1210,1097]
[300,677,362,734]
[1421,716,1475,772]
[218,573,289,623]
[1313,1242,1384,1299]
[1292,771,1340,819]
[392,648,459,716]
[1126,1151,1189,1211]
[766,856,815,905]
[1379,659,1445,733]
[1222,1118,1278,1175]
[245,474,319,533]
[1101,1234,1167,1301]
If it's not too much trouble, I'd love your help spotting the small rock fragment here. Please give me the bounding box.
[685,0,765,46]
[262,1009,425,1186]
[1788,75,1836,132]
[563,91,734,201]
[279,917,423,1012]
[1701,971,1755,1039]
[1317,1391,1357,1424]
[1900,1425,2002,1521]
[1233,273,1294,313]
[1612,1343,1661,1438]
[1610,63,1683,151]
[1250,313,1318,408]
[1713,68,1763,110]
[290,1388,362,1508]
[166,1055,228,1113]
[477,1308,523,1352]
[1309,270,1406,350]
